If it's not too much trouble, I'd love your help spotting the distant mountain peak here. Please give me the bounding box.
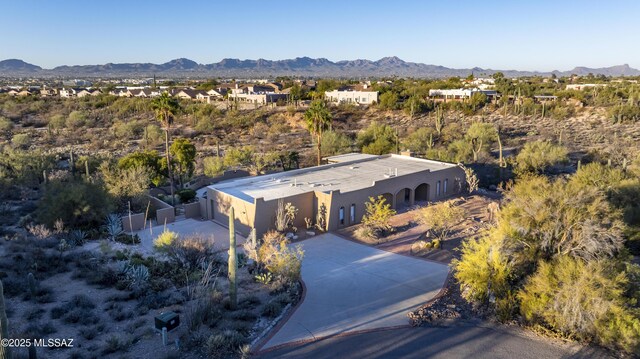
[0,59,42,72]
[0,57,638,78]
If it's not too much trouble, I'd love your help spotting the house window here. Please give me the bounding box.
[339,206,345,225]
[350,204,356,223]
[444,179,448,194]
[436,181,441,197]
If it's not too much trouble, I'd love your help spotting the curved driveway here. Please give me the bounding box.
[260,233,449,350]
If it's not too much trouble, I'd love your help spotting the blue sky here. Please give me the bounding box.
[1,0,639,71]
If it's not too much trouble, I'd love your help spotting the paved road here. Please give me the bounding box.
[257,323,612,359]
[260,233,449,349]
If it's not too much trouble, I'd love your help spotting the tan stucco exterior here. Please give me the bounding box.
[205,156,465,237]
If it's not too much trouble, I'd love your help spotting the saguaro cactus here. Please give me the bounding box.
[1,279,11,359]
[228,207,237,309]
[434,106,445,135]
[27,273,36,299]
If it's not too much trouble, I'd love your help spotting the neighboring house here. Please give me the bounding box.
[109,88,128,96]
[565,83,607,91]
[228,84,287,105]
[206,88,228,99]
[206,153,465,237]
[59,88,73,97]
[324,90,379,105]
[428,88,498,102]
[533,95,558,103]
[175,89,208,100]
[40,88,57,97]
[16,90,33,96]
[76,89,93,98]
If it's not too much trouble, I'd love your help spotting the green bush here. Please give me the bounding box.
[177,188,196,203]
[36,179,113,229]
[519,256,640,352]
[514,140,568,174]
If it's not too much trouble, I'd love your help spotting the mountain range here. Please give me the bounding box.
[1,57,639,78]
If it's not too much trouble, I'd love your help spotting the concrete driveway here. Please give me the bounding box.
[260,233,449,350]
[134,218,245,254]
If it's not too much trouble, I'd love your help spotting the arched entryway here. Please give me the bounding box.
[415,183,430,203]
[395,188,412,209]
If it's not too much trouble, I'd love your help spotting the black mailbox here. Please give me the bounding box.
[155,312,180,332]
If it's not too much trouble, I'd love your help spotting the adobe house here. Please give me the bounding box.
[205,153,466,237]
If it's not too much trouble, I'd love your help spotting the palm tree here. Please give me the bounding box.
[151,92,180,205]
[304,100,332,166]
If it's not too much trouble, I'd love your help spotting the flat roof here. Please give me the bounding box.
[208,154,457,203]
[324,153,380,163]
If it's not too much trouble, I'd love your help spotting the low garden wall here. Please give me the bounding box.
[184,202,201,219]
[121,212,145,232]
[156,207,175,225]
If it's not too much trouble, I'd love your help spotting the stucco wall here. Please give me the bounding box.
[207,163,466,236]
[184,202,201,219]
[121,213,145,232]
[156,207,175,225]
[324,165,465,231]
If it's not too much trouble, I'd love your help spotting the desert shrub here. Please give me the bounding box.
[100,162,151,211]
[0,116,13,133]
[257,231,304,283]
[229,309,257,322]
[203,156,226,177]
[63,308,100,326]
[153,230,179,250]
[25,321,57,337]
[453,173,638,354]
[514,140,568,175]
[321,131,352,157]
[238,295,261,308]
[361,195,396,237]
[354,226,376,241]
[185,289,223,331]
[23,308,45,321]
[36,179,113,229]
[70,294,96,309]
[0,276,27,298]
[357,122,396,155]
[106,303,134,322]
[82,326,99,340]
[453,235,511,304]
[161,234,218,270]
[261,300,283,318]
[402,127,437,154]
[414,201,466,241]
[50,306,66,319]
[205,330,247,358]
[177,188,196,203]
[11,133,30,148]
[48,114,66,129]
[102,335,130,355]
[519,256,640,352]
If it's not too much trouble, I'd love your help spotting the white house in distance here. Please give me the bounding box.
[428,88,498,102]
[228,84,287,105]
[565,83,607,91]
[324,89,379,105]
